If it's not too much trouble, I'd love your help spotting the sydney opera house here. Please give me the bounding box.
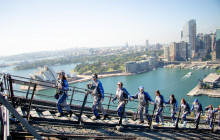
[30,65,57,83]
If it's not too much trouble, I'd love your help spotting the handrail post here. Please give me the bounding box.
[70,87,75,106]
[107,93,112,113]
[27,84,37,121]
[78,93,89,124]
[8,75,15,108]
[175,106,181,130]
[26,85,31,99]
[0,93,43,140]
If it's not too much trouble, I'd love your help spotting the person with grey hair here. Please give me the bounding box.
[55,71,73,117]
[131,86,154,124]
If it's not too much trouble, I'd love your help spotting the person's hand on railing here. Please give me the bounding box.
[101,98,104,101]
[130,98,134,101]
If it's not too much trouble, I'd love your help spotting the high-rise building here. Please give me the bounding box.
[203,34,211,57]
[196,33,205,58]
[181,19,196,59]
[164,45,170,61]
[211,33,216,52]
[145,40,149,48]
[176,41,188,61]
[169,42,177,61]
[216,28,220,61]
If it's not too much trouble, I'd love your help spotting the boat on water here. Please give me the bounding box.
[187,72,192,76]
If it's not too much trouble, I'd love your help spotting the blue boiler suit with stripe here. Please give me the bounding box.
[91,80,106,117]
[57,79,71,114]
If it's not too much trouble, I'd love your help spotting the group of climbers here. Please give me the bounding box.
[54,72,220,128]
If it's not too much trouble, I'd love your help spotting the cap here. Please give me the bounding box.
[138,86,144,90]
[194,99,198,103]
[57,71,65,76]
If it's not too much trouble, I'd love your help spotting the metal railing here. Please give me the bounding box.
[0,73,219,133]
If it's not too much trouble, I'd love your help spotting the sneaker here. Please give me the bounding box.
[91,116,100,120]
[58,113,64,117]
[139,121,144,124]
[103,114,109,120]
[69,110,73,117]
[122,118,128,124]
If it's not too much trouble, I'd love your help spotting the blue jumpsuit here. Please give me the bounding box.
[91,80,106,117]
[155,95,165,124]
[191,102,203,124]
[165,99,178,123]
[57,79,71,114]
[112,88,131,118]
[181,102,190,122]
[132,91,153,122]
[205,107,218,128]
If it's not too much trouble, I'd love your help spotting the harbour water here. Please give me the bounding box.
[0,63,219,113]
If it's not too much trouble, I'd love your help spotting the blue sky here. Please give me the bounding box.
[0,0,220,56]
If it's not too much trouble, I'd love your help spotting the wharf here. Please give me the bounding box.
[187,85,220,97]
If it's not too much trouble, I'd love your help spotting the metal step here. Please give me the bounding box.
[41,110,55,119]
[30,109,40,118]
[81,114,93,123]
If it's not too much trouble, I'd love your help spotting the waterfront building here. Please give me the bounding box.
[148,57,157,66]
[136,60,149,72]
[124,60,150,73]
[124,61,137,73]
[181,19,196,59]
[163,45,170,61]
[203,73,220,88]
[216,28,220,61]
[176,41,188,61]
[30,65,57,82]
[169,42,177,61]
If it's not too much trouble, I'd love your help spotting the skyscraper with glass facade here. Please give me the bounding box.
[181,19,196,59]
[216,28,220,61]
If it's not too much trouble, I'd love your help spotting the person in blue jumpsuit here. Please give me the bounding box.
[131,86,154,124]
[165,94,178,126]
[181,98,190,127]
[205,105,219,129]
[112,81,131,123]
[89,73,108,120]
[154,90,165,126]
[191,99,203,125]
[216,105,220,128]
[56,71,73,117]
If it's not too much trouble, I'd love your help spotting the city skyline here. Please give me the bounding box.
[0,0,220,56]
